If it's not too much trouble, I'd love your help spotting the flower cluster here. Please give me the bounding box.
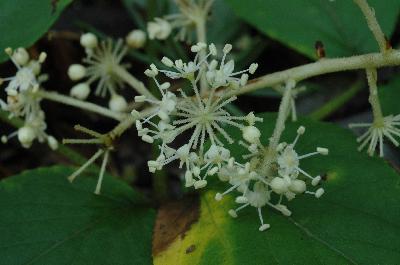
[216,125,328,231]
[147,0,214,42]
[134,42,328,231]
[349,114,400,157]
[134,42,260,189]
[0,47,58,149]
[67,33,129,112]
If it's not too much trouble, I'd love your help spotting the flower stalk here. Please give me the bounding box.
[353,0,388,54]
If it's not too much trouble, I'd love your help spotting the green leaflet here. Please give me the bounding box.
[380,76,400,117]
[153,113,400,265]
[0,166,155,265]
[225,0,399,58]
[0,0,72,63]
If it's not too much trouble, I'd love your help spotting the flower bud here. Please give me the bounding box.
[18,126,36,148]
[242,126,261,144]
[147,18,171,40]
[47,136,59,150]
[80,33,98,49]
[289,179,306,194]
[270,177,289,194]
[126,30,146,49]
[13,48,30,66]
[70,83,90,100]
[68,64,86,81]
[109,94,127,112]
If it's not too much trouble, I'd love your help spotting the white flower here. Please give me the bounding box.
[147,18,172,40]
[216,125,328,231]
[349,114,400,157]
[277,126,328,184]
[68,35,129,98]
[1,48,46,93]
[205,44,258,89]
[0,48,57,149]
[150,0,214,42]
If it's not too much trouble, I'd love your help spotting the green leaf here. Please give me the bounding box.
[153,113,400,265]
[0,166,155,265]
[380,76,400,116]
[0,0,72,63]
[225,0,400,58]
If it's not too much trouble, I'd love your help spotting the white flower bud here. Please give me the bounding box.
[235,196,248,204]
[147,18,171,40]
[135,120,143,131]
[131,110,140,118]
[191,42,206,53]
[289,179,306,194]
[161,57,174,67]
[208,167,219,176]
[240,74,248,86]
[68,64,86,81]
[317,147,329,155]
[109,94,127,112]
[311,176,321,186]
[297,126,305,135]
[175,59,183,69]
[215,193,223,201]
[47,136,58,150]
[209,43,217,56]
[134,95,146,102]
[13,48,30,66]
[259,224,270,231]
[1,135,8,143]
[194,179,207,189]
[315,188,325,198]
[126,30,146,49]
[270,177,289,194]
[223,44,232,53]
[249,63,258,74]
[185,171,194,187]
[38,52,47,63]
[28,61,41,75]
[150,64,158,75]
[142,134,154,143]
[70,83,90,100]
[144,69,157,77]
[242,126,261,144]
[18,126,36,148]
[228,209,238,218]
[80,33,98,49]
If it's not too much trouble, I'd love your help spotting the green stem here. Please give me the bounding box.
[228,50,400,99]
[269,80,295,149]
[353,0,388,53]
[195,17,208,94]
[309,80,363,121]
[38,91,126,121]
[113,66,157,101]
[366,68,384,122]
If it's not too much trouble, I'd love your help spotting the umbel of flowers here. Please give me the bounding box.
[0,47,58,149]
[134,42,328,231]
